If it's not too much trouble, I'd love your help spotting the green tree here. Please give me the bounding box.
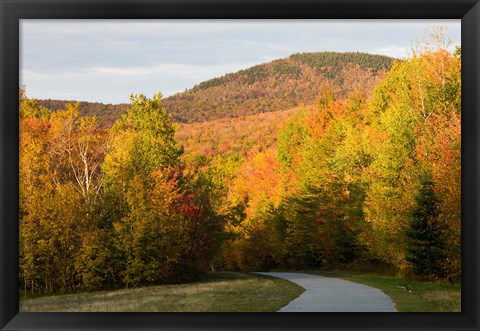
[406,176,446,279]
[102,92,183,229]
[103,93,221,286]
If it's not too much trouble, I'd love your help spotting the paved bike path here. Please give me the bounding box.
[256,272,397,312]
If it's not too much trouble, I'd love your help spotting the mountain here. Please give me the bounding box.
[163,52,395,123]
[36,52,396,125]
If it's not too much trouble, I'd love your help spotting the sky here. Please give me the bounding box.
[20,20,460,104]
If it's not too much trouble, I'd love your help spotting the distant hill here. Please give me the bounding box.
[163,52,395,123]
[36,99,129,128]
[36,52,396,125]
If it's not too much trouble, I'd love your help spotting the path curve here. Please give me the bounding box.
[256,272,397,312]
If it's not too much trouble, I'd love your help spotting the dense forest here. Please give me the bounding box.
[19,39,461,296]
[37,52,394,125]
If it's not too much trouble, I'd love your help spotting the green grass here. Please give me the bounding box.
[306,270,461,312]
[20,272,304,312]
[19,269,460,312]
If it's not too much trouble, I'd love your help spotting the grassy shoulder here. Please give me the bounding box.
[20,272,304,312]
[306,270,460,312]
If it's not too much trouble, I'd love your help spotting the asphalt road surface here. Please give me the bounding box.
[256,272,397,312]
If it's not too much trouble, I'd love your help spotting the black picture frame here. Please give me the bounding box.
[1,0,479,330]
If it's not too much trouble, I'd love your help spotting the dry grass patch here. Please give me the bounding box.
[20,272,303,312]
[421,291,461,312]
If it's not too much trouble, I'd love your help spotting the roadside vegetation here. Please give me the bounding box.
[309,270,461,312]
[20,272,304,312]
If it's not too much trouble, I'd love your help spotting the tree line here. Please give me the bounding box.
[20,92,223,294]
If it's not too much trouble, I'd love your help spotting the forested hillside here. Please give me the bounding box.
[37,52,394,125]
[176,106,299,160]
[164,52,394,122]
[19,40,461,297]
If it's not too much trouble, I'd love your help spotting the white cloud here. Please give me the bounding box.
[90,62,256,79]
[374,45,410,59]
[21,61,258,103]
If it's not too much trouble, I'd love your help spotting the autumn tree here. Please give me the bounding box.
[415,111,461,280]
[20,91,108,293]
[362,32,460,269]
[103,93,220,286]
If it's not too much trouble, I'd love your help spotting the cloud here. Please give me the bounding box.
[90,62,256,79]
[374,45,410,59]
[21,61,258,103]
